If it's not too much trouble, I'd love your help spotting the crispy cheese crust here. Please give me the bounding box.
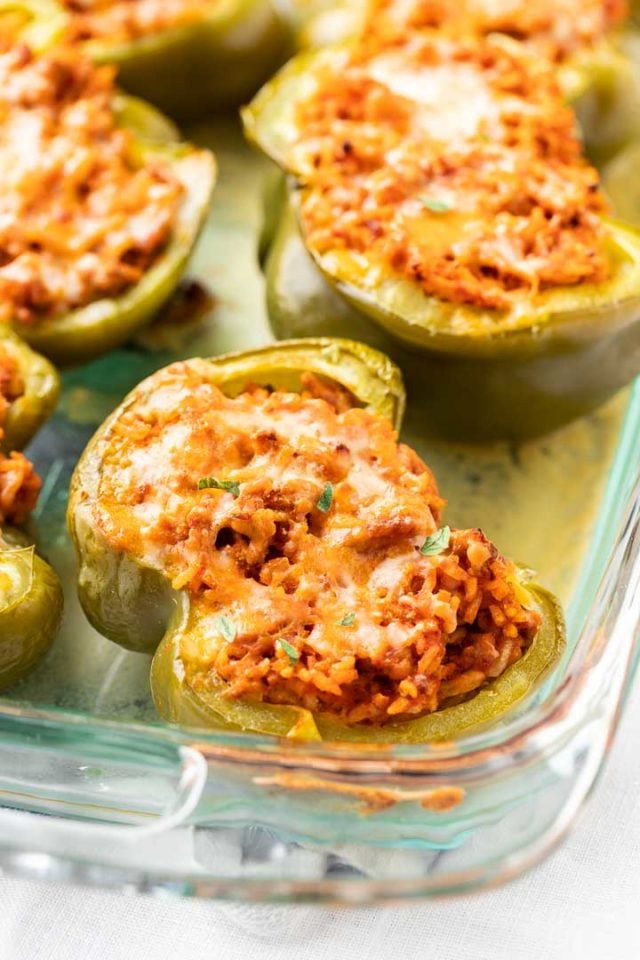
[94,363,541,724]
[0,44,184,325]
[293,30,609,311]
[64,0,211,43]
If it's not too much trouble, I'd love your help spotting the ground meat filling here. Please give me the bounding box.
[64,0,211,43]
[293,31,610,311]
[0,44,184,325]
[364,0,627,63]
[95,362,541,724]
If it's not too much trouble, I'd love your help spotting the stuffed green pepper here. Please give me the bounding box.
[1,0,291,122]
[0,42,215,367]
[292,0,640,161]
[0,454,63,690]
[0,328,59,453]
[246,29,640,440]
[293,0,627,64]
[68,339,564,743]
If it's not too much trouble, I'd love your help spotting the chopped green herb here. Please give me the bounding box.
[198,477,240,497]
[278,638,299,664]
[420,525,451,556]
[420,197,452,213]
[214,615,236,643]
[337,613,356,627]
[316,482,334,513]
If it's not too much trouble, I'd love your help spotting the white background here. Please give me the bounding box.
[1,684,639,960]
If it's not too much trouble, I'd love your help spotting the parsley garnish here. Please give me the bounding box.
[214,615,236,643]
[420,526,451,556]
[278,638,299,664]
[337,613,356,627]
[198,477,240,497]
[316,482,334,513]
[420,197,452,213]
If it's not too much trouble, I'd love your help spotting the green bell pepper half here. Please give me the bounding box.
[245,50,640,440]
[0,327,59,453]
[68,338,405,655]
[1,0,292,122]
[8,94,215,367]
[0,527,64,691]
[150,574,564,743]
[68,337,564,742]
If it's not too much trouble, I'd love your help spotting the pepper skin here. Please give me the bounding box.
[67,338,564,742]
[9,95,215,367]
[258,166,288,268]
[0,527,64,691]
[603,139,640,226]
[1,0,292,122]
[571,37,640,165]
[245,50,640,441]
[0,327,59,453]
[89,0,292,122]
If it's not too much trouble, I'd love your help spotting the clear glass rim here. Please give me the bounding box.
[0,823,585,903]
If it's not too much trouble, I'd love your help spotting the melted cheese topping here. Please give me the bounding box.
[293,31,609,311]
[63,0,213,43]
[0,45,184,325]
[94,362,541,724]
[364,0,627,63]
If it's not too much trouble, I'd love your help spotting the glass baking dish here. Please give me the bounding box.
[0,118,639,904]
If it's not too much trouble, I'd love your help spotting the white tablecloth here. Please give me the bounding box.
[2,681,640,960]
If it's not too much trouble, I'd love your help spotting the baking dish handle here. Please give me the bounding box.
[0,710,207,835]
